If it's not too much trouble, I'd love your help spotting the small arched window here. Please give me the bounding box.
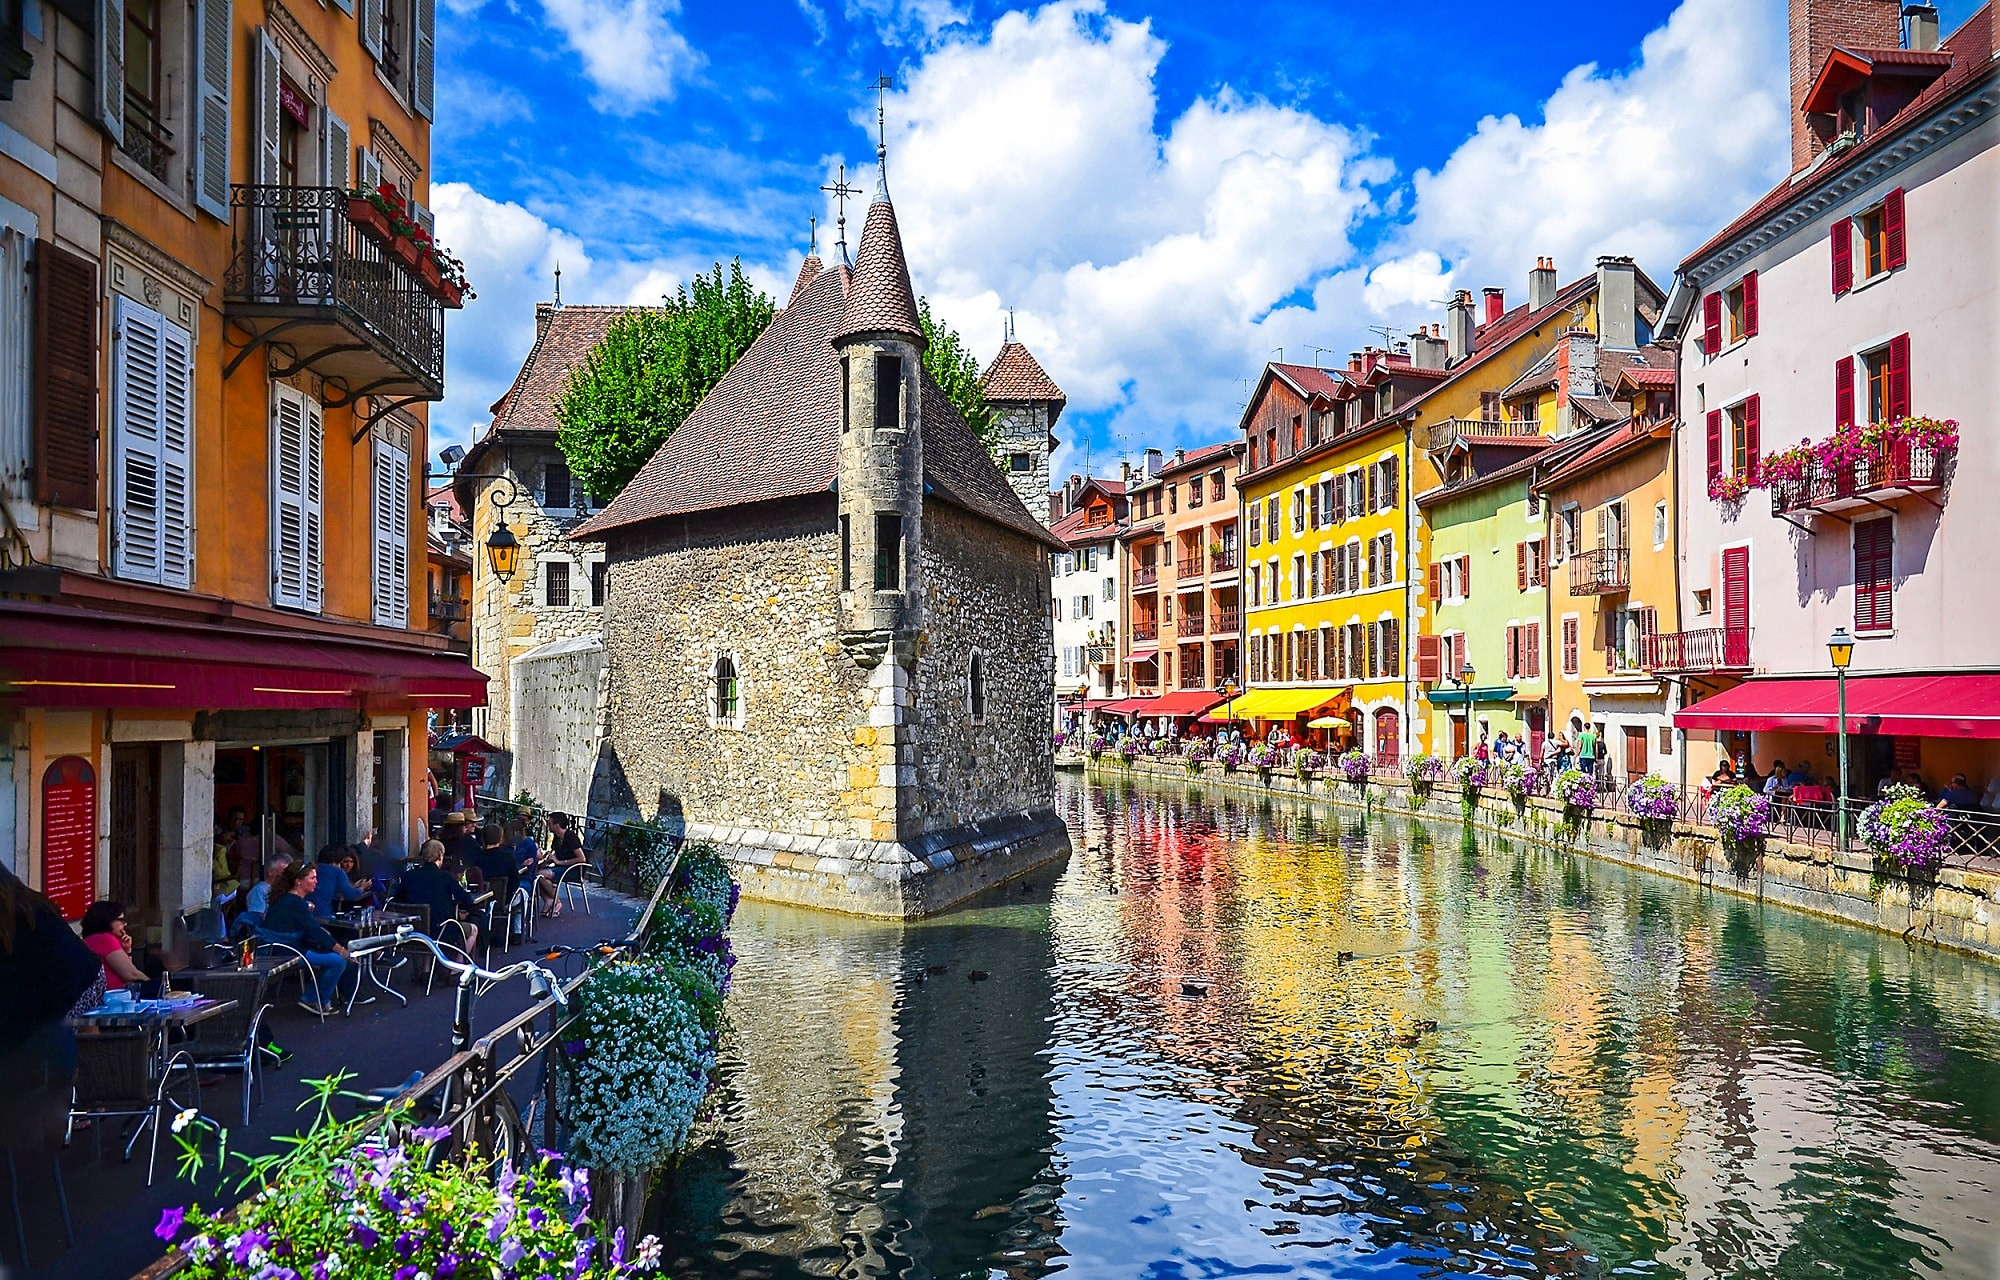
[968,652,987,723]
[714,655,738,723]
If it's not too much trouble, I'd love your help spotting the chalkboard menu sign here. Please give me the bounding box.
[42,756,96,921]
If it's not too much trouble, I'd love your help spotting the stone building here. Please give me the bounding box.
[455,304,642,803]
[574,172,1069,917]
[981,332,1065,521]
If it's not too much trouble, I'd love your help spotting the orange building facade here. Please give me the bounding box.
[1121,442,1243,703]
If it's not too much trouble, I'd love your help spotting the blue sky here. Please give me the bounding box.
[428,0,1983,474]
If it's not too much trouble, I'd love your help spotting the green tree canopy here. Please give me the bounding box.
[918,299,999,462]
[555,260,775,503]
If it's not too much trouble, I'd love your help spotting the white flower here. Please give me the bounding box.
[172,1107,199,1133]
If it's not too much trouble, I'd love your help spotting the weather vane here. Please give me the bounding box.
[821,163,862,263]
[552,260,562,307]
[874,74,894,171]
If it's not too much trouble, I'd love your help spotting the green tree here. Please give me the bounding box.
[555,260,775,502]
[918,298,999,462]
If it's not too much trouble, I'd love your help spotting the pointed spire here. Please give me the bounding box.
[832,196,922,346]
[788,253,823,307]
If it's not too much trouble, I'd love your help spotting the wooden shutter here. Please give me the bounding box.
[1384,457,1399,508]
[1428,561,1441,601]
[1416,634,1442,682]
[1505,626,1518,679]
[1452,632,1466,680]
[414,0,437,120]
[1883,187,1906,270]
[271,384,323,612]
[1460,553,1469,598]
[1886,334,1911,420]
[1332,476,1346,521]
[360,0,384,61]
[1385,619,1399,677]
[1831,218,1853,295]
[1367,464,1378,513]
[32,241,98,509]
[192,0,231,218]
[159,320,193,589]
[109,297,191,587]
[331,0,353,17]
[1366,624,1378,679]
[1307,482,1320,529]
[1854,520,1894,630]
[1562,617,1578,675]
[372,436,411,627]
[253,28,281,187]
[1526,622,1541,679]
[1742,271,1759,337]
[1702,292,1722,356]
[1366,538,1378,588]
[1721,546,1750,637]
[1744,395,1761,477]
[1835,357,1855,428]
[1516,543,1527,591]
[96,0,123,144]
[1705,410,1722,484]
[323,111,351,192]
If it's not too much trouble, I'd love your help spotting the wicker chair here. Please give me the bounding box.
[181,971,274,1125]
[66,1029,191,1186]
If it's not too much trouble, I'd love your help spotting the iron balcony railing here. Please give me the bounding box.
[1643,627,1750,673]
[1426,416,1543,452]
[121,94,175,180]
[1769,439,1950,516]
[224,184,446,394]
[429,596,467,622]
[1568,545,1630,595]
[1086,643,1114,666]
[1179,612,1207,636]
[1133,566,1160,588]
[1133,624,1159,642]
[1210,548,1238,573]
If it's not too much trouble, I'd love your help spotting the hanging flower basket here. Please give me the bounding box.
[1338,750,1370,790]
[1859,784,1950,870]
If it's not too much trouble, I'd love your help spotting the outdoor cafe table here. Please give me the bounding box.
[69,996,239,1130]
[328,909,411,1013]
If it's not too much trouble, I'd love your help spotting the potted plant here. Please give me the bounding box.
[1453,755,1489,820]
[1182,739,1210,775]
[1500,757,1538,825]
[1293,747,1321,783]
[1338,749,1370,792]
[1249,744,1280,784]
[1711,783,1773,871]
[1403,753,1443,807]
[1554,767,1597,836]
[1219,742,1245,774]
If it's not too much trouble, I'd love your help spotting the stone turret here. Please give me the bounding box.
[981,334,1066,523]
[832,175,927,669]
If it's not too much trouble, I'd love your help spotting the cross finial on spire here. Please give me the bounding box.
[874,74,893,170]
[820,162,862,264]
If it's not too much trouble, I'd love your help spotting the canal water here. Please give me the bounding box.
[652,771,2000,1278]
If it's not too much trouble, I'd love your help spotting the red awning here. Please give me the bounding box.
[1098,698,1152,716]
[1132,690,1224,719]
[1125,646,1159,664]
[1676,673,2000,739]
[0,607,487,710]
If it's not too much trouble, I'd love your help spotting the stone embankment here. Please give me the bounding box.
[1067,754,2000,963]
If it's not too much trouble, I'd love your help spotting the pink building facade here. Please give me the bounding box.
[1662,3,1998,797]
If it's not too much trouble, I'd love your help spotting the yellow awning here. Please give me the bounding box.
[1201,687,1349,722]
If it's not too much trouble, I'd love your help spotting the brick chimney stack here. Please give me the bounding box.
[1528,257,1558,312]
[1789,0,1902,172]
[1447,291,1475,364]
[1482,287,1506,324]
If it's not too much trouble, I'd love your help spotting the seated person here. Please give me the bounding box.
[439,812,482,879]
[1708,760,1737,786]
[1787,762,1816,787]
[394,839,481,955]
[240,854,293,932]
[1939,774,1982,810]
[306,845,366,920]
[80,900,160,996]
[257,861,356,1013]
[472,824,522,905]
[539,812,590,918]
[507,817,542,883]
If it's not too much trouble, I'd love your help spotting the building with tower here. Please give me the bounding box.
[573,164,1069,918]
[982,329,1065,522]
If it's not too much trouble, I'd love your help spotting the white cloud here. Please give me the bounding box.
[1396,0,1787,311]
[843,0,970,46]
[538,0,703,112]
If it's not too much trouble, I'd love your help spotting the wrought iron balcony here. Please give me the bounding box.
[1133,566,1159,589]
[223,185,447,400]
[1210,548,1238,574]
[1426,416,1543,453]
[1086,643,1114,666]
[1179,612,1207,636]
[429,596,467,622]
[1643,627,1750,674]
[1769,440,1949,517]
[1132,623,1159,642]
[1568,545,1630,595]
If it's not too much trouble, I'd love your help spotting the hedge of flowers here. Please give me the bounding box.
[1625,775,1680,823]
[1860,784,1950,869]
[159,1077,660,1279]
[1710,784,1773,857]
[1338,750,1370,786]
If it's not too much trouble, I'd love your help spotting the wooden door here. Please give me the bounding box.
[108,744,160,927]
[1526,706,1547,762]
[1624,726,1648,782]
[1450,710,1469,759]
[1374,708,1401,766]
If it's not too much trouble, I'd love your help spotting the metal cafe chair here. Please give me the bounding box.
[181,971,275,1126]
[553,861,604,916]
[65,1029,194,1187]
[429,917,477,996]
[255,939,331,1019]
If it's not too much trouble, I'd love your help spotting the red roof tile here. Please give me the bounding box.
[487,305,652,436]
[787,255,824,306]
[981,342,1066,404]
[1155,441,1239,476]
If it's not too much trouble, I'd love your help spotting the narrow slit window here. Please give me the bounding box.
[840,514,851,591]
[874,512,902,590]
[874,355,901,430]
[968,653,986,721]
[714,656,738,722]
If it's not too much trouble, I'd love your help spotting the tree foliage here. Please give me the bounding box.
[555,260,775,503]
[918,299,999,463]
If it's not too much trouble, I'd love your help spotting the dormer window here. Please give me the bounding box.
[1837,88,1866,142]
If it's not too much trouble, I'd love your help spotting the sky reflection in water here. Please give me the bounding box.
[652,772,2000,1279]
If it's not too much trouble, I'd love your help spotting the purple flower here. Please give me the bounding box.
[413,1124,452,1144]
[611,1227,628,1266]
[380,1190,405,1215]
[232,1228,272,1266]
[528,1207,546,1229]
[351,1224,380,1249]
[436,1253,461,1278]
[394,1231,420,1259]
[394,1268,420,1280]
[154,1206,186,1242]
[562,1039,589,1057]
[499,1237,526,1267]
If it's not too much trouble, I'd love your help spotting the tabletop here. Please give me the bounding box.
[71,996,237,1032]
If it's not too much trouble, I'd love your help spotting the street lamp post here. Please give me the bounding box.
[1829,627,1855,848]
[1448,661,1477,756]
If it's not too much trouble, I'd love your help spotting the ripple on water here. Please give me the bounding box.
[649,773,2000,1279]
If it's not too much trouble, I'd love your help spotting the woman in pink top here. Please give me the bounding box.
[79,900,149,991]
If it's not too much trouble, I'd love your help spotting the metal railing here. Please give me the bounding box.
[1643,627,1750,673]
[1133,624,1159,642]
[1177,557,1205,579]
[1179,612,1206,636]
[1086,643,1114,665]
[121,94,175,180]
[1210,549,1238,573]
[1769,439,1950,516]
[1568,545,1629,594]
[223,184,446,391]
[1426,416,1543,452]
[1211,607,1240,633]
[429,596,467,621]
[1134,566,1160,588]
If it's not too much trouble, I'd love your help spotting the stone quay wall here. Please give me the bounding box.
[1077,756,2000,964]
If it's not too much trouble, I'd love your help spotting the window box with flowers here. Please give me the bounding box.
[348,183,476,308]
[1766,417,1958,517]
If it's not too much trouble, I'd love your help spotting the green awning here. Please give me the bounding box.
[1422,685,1519,706]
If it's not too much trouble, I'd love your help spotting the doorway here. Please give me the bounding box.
[1450,708,1469,759]
[1623,725,1649,784]
[1526,706,1547,762]
[108,744,161,931]
[1374,708,1401,767]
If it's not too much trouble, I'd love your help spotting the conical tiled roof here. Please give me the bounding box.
[786,255,823,307]
[981,341,1066,405]
[831,194,923,345]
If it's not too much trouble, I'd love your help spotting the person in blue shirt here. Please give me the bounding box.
[239,854,292,932]
[306,846,365,920]
[258,862,355,1013]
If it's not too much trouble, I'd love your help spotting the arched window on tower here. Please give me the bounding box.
[968,652,987,723]
[713,655,739,725]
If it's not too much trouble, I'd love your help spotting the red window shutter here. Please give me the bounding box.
[1832,218,1853,295]
[1884,187,1906,270]
[1854,520,1894,630]
[1743,270,1759,337]
[1702,292,1722,356]
[1516,543,1528,591]
[1705,410,1723,484]
[1461,554,1470,598]
[1506,626,1519,679]
[1526,622,1541,678]
[33,240,100,509]
[1452,632,1467,678]
[1722,546,1750,635]
[1744,395,1761,478]
[1887,333,1911,420]
[1835,356,1856,428]
[1416,633,1441,682]
[1428,561,1441,601]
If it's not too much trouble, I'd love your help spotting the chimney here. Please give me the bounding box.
[1348,352,1362,373]
[1595,256,1638,351]
[1528,257,1558,312]
[1482,287,1506,324]
[1119,462,1131,488]
[1790,0,1902,172]
[1905,3,1939,50]
[1447,290,1475,363]
[1145,447,1163,477]
[1410,326,1447,371]
[535,301,558,340]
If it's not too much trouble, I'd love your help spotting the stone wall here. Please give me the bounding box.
[510,636,606,816]
[911,499,1057,836]
[992,402,1052,523]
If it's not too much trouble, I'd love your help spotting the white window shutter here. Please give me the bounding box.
[409,200,434,236]
[358,147,382,196]
[322,110,350,192]
[253,28,281,187]
[413,0,436,120]
[159,320,194,589]
[372,436,410,627]
[360,0,384,61]
[193,0,230,218]
[271,384,308,609]
[111,296,162,583]
[97,0,123,144]
[303,396,324,612]
[331,0,353,17]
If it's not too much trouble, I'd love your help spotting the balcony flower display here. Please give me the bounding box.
[1859,784,1950,870]
[1183,739,1210,774]
[1707,470,1753,503]
[347,182,474,306]
[1710,784,1773,865]
[1338,749,1370,788]
[1626,774,1679,847]
[1249,743,1282,782]
[1759,441,1814,487]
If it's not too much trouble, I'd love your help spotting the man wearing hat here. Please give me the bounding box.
[439,810,481,880]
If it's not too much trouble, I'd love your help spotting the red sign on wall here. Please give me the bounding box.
[41,756,96,921]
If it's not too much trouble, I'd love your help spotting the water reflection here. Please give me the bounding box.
[655,773,2000,1278]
